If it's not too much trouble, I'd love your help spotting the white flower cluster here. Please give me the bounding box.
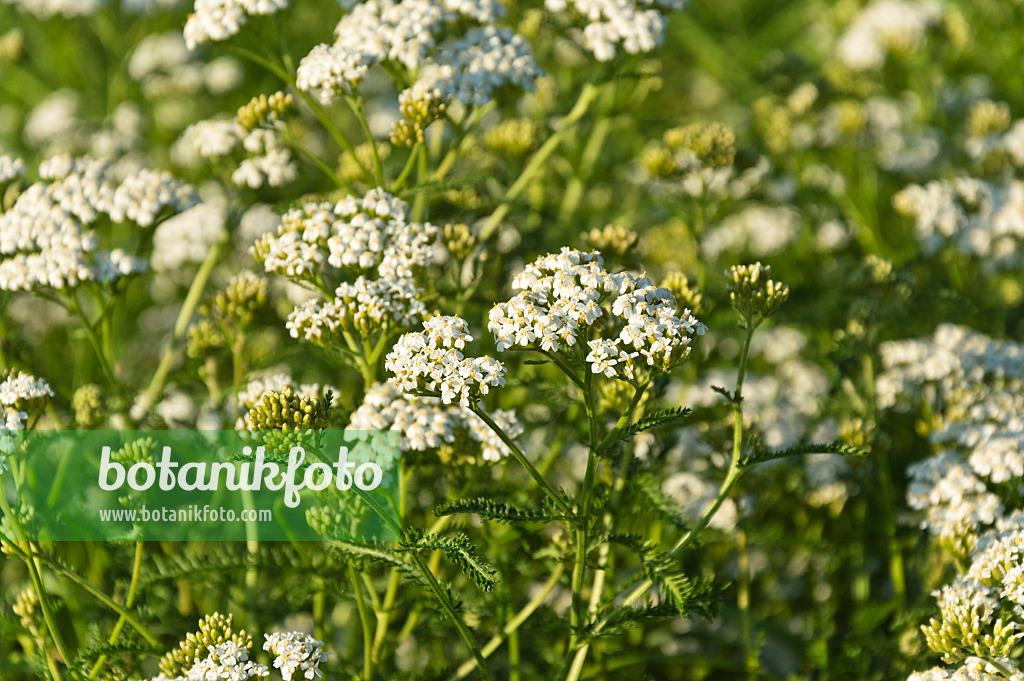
[1,0,100,18]
[262,632,330,681]
[425,27,543,107]
[0,371,53,431]
[175,121,297,189]
[0,154,25,184]
[349,383,523,462]
[296,0,539,114]
[151,203,226,273]
[183,641,269,681]
[894,177,1024,272]
[835,0,943,71]
[286,276,426,345]
[966,120,1024,169]
[701,205,800,260]
[386,315,506,407]
[184,0,289,50]
[879,325,1024,538]
[0,156,198,292]
[488,248,705,380]
[545,0,687,61]
[910,524,1024,680]
[255,189,437,347]
[129,31,243,99]
[297,0,507,102]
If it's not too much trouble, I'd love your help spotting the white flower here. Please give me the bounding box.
[545,0,687,61]
[835,0,943,71]
[386,315,506,407]
[184,0,289,50]
[263,632,330,681]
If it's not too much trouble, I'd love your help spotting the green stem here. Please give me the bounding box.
[87,540,145,681]
[410,552,494,681]
[138,234,227,421]
[345,95,384,186]
[448,563,566,681]
[349,563,374,681]
[392,143,423,193]
[471,405,571,516]
[478,83,601,241]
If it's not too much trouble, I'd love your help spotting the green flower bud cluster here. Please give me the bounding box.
[187,318,225,359]
[483,118,539,157]
[159,612,252,678]
[205,271,268,327]
[967,100,1011,139]
[111,438,156,467]
[71,383,104,427]
[581,224,638,258]
[236,91,293,132]
[243,387,331,431]
[12,587,40,639]
[660,271,703,316]
[663,121,736,168]
[444,223,476,261]
[726,263,789,326]
[921,596,1021,664]
[391,86,447,147]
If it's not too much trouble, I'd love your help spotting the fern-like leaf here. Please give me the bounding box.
[611,406,692,447]
[400,530,499,591]
[741,438,866,469]
[433,497,559,524]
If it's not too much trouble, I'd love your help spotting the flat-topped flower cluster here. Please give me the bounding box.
[0,155,198,292]
[385,315,506,407]
[879,325,1024,540]
[349,382,523,463]
[252,189,436,347]
[488,248,706,381]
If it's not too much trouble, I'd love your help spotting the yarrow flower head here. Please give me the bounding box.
[545,0,688,61]
[0,371,53,431]
[184,0,289,50]
[0,155,198,292]
[349,383,524,463]
[488,248,705,381]
[263,631,330,681]
[386,315,506,407]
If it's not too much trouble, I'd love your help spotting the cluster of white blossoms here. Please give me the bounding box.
[909,522,1024,681]
[262,632,330,681]
[286,276,426,345]
[488,248,705,381]
[0,371,53,431]
[176,641,269,681]
[254,189,437,348]
[129,31,243,100]
[0,156,198,292]
[296,0,539,122]
[151,203,226,273]
[545,0,687,61]
[0,0,100,18]
[0,154,25,184]
[966,119,1024,170]
[386,315,506,407]
[349,383,523,463]
[297,0,506,101]
[893,177,1024,272]
[835,0,943,71]
[701,205,800,260]
[183,0,289,50]
[878,325,1024,539]
[175,120,297,189]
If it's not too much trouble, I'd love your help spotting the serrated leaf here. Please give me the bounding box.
[611,406,692,447]
[433,497,558,524]
[741,439,867,469]
[400,530,499,591]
